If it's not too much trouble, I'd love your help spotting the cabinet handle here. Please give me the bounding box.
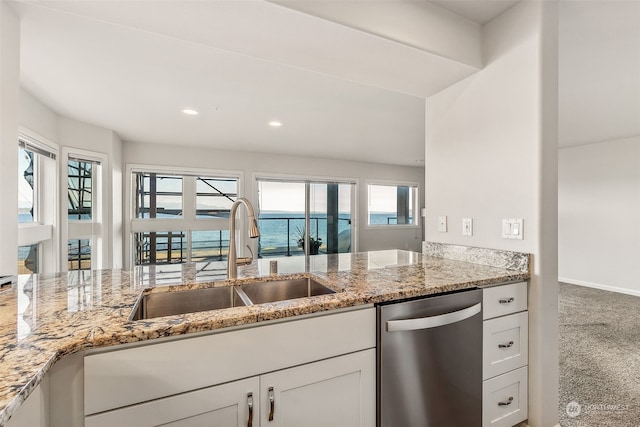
[498,396,514,406]
[499,341,515,349]
[247,393,254,427]
[268,386,275,422]
[499,297,515,304]
[386,303,482,332]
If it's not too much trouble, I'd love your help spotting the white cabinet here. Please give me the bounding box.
[260,349,375,427]
[483,367,528,427]
[85,350,375,427]
[6,382,48,427]
[85,307,375,416]
[85,377,259,427]
[84,307,376,427]
[483,282,527,320]
[483,311,528,380]
[482,282,528,427]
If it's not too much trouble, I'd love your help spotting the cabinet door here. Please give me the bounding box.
[483,366,528,427]
[260,349,375,427]
[85,377,259,427]
[6,383,47,427]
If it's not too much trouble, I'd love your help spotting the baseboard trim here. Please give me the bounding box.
[559,277,640,297]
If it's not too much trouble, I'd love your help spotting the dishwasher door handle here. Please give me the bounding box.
[386,303,482,332]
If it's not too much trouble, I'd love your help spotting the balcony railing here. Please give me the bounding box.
[133,216,352,265]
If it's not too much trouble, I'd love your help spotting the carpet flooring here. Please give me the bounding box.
[559,283,640,426]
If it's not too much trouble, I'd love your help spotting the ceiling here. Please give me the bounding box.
[11,1,517,166]
[431,0,519,25]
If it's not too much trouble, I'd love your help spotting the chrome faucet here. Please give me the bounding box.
[227,198,260,279]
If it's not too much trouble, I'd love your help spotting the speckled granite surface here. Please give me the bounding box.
[0,249,529,426]
[423,241,530,273]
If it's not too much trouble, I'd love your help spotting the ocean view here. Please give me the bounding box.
[18,211,403,263]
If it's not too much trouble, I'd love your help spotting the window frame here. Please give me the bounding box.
[124,164,244,269]
[365,179,420,229]
[17,128,59,274]
[61,147,109,272]
[253,172,358,256]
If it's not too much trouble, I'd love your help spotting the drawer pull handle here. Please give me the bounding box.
[247,393,254,427]
[268,386,275,422]
[499,297,515,304]
[499,341,515,349]
[498,396,514,407]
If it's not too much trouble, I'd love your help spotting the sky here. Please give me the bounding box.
[258,181,354,213]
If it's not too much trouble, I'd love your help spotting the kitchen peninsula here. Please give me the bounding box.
[0,245,530,426]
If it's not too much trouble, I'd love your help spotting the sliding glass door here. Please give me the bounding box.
[257,179,355,258]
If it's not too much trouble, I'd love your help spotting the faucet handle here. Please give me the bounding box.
[236,245,254,266]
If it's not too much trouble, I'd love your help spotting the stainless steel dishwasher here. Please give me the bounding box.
[377,288,483,427]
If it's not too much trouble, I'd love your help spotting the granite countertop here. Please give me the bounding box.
[0,248,530,426]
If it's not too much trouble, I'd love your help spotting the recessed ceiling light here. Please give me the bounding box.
[182,109,199,115]
[269,121,282,127]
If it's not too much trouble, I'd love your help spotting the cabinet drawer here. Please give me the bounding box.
[483,312,528,380]
[483,282,527,320]
[483,366,528,427]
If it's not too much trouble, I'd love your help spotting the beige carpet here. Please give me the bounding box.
[559,282,640,426]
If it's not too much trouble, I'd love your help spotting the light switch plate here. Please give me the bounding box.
[502,218,524,240]
[462,218,473,236]
[438,216,448,232]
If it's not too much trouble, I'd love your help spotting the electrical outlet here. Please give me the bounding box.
[462,218,473,236]
[438,216,448,232]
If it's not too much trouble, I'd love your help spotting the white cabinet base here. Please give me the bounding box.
[483,312,528,380]
[483,366,528,427]
[84,349,375,427]
[85,377,259,427]
[261,349,375,427]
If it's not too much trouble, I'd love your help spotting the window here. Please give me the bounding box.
[68,159,93,220]
[63,149,107,272]
[129,169,240,266]
[67,239,91,271]
[257,178,355,258]
[135,173,183,219]
[367,183,419,227]
[18,147,36,223]
[17,133,57,274]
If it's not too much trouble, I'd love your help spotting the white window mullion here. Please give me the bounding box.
[183,176,196,221]
[183,176,195,262]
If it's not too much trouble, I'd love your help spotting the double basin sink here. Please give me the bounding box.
[130,277,336,321]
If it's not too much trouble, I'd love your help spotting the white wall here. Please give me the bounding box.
[559,136,640,295]
[0,1,20,276]
[557,0,640,298]
[58,116,124,270]
[17,90,125,271]
[19,88,58,142]
[124,141,424,260]
[425,2,558,426]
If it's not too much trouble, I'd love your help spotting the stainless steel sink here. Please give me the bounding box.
[130,277,336,321]
[130,286,246,321]
[238,277,336,305]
